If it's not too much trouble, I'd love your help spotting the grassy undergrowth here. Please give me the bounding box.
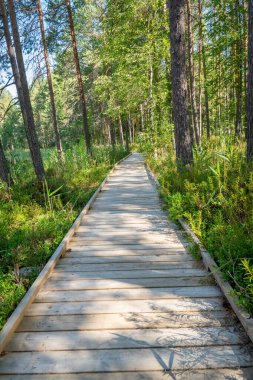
[0,144,127,329]
[137,133,253,314]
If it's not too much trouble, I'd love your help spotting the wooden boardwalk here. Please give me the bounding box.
[0,153,253,379]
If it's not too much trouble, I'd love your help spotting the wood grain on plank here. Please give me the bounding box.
[42,276,213,291]
[7,326,249,352]
[1,368,253,380]
[26,298,224,316]
[55,261,198,271]
[1,346,253,374]
[60,254,194,264]
[51,268,207,281]
[17,311,238,332]
[35,286,221,303]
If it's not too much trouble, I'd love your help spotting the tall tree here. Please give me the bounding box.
[0,0,44,180]
[65,0,92,154]
[118,116,124,146]
[37,0,63,160]
[0,140,12,186]
[168,0,193,166]
[186,0,200,146]
[198,0,210,139]
[8,0,44,180]
[234,0,243,138]
[247,0,253,161]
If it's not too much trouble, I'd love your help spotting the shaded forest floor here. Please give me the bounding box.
[137,134,253,315]
[0,145,127,329]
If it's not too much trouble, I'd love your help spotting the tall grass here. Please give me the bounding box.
[136,133,253,314]
[0,144,127,329]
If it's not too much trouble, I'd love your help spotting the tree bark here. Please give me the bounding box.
[186,0,200,146]
[234,0,243,138]
[0,0,44,181]
[0,141,12,186]
[247,0,253,161]
[140,104,144,131]
[118,116,124,145]
[7,0,45,181]
[109,121,116,148]
[0,0,26,123]
[168,0,193,167]
[65,0,91,154]
[198,37,203,140]
[243,0,248,131]
[198,0,210,139]
[37,0,63,160]
[128,113,133,144]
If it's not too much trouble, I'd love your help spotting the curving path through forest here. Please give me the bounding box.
[0,153,253,379]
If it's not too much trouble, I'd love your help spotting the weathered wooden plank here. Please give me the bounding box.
[1,346,253,374]
[96,195,159,199]
[61,254,194,264]
[51,268,207,281]
[91,206,162,211]
[73,233,182,244]
[17,311,238,332]
[55,261,198,272]
[76,227,174,234]
[79,221,171,227]
[69,242,186,249]
[7,326,249,352]
[93,200,161,205]
[42,276,213,291]
[1,368,253,380]
[88,209,167,215]
[67,247,187,255]
[26,298,224,316]
[78,225,172,230]
[71,237,184,246]
[66,249,187,256]
[35,286,221,303]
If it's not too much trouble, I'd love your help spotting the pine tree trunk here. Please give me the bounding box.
[7,0,45,181]
[106,121,111,146]
[198,0,210,139]
[234,0,243,138]
[247,0,253,161]
[243,0,248,131]
[168,0,193,167]
[109,121,116,148]
[37,0,63,160]
[65,0,91,154]
[128,113,133,143]
[118,116,124,145]
[198,38,203,140]
[0,141,12,186]
[186,0,200,146]
[140,104,144,131]
[0,0,26,123]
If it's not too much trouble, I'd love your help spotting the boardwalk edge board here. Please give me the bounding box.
[145,159,253,344]
[0,153,131,355]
